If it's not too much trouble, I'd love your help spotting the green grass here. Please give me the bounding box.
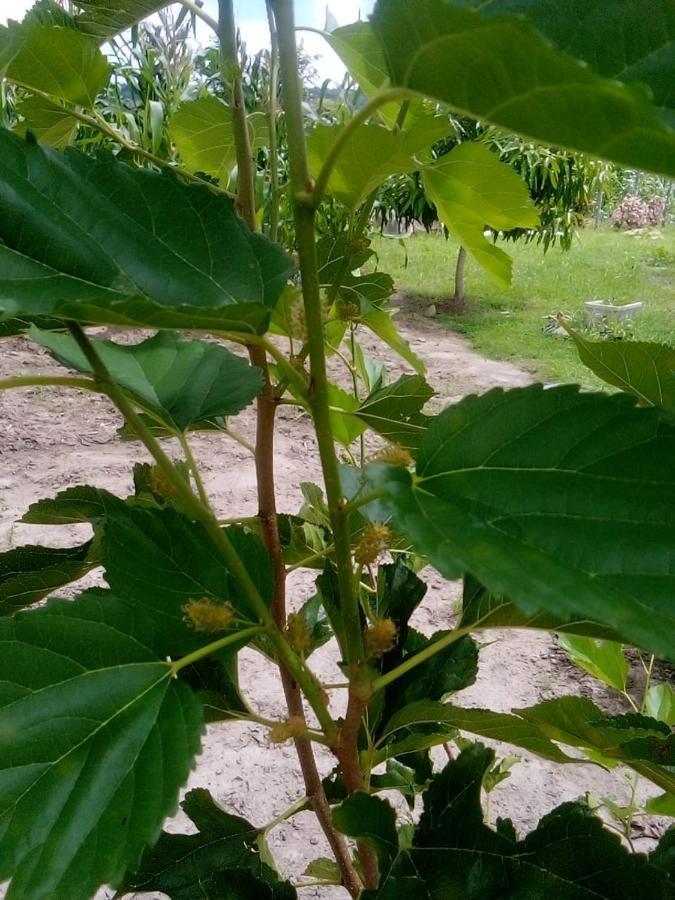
[370,227,675,386]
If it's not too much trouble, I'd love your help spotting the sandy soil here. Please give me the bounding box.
[0,307,670,898]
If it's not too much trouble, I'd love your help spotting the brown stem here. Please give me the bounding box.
[219,4,361,891]
[250,344,361,895]
[333,691,380,891]
[285,685,363,898]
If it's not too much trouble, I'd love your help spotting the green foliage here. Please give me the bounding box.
[170,97,267,187]
[371,0,675,176]
[0,1,673,897]
[557,635,629,692]
[422,141,539,283]
[32,328,263,435]
[0,130,293,334]
[1,20,110,103]
[355,375,432,451]
[455,0,675,124]
[365,384,675,660]
[0,591,203,900]
[569,331,675,406]
[334,744,674,898]
[121,788,296,898]
[0,542,98,614]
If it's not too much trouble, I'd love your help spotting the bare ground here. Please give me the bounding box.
[0,308,670,898]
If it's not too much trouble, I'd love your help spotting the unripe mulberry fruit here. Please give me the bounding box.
[182,598,234,633]
[336,301,360,321]
[365,617,398,657]
[148,464,179,499]
[354,523,390,566]
[374,444,413,467]
[285,612,313,656]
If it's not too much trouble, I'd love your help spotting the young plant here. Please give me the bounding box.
[0,1,673,898]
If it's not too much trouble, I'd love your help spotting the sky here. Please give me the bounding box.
[1,1,376,82]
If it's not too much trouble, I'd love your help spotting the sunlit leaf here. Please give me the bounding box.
[557,635,629,693]
[569,331,675,407]
[14,95,79,148]
[360,309,425,375]
[422,142,539,284]
[171,98,269,185]
[3,21,110,105]
[308,118,451,210]
[372,0,675,176]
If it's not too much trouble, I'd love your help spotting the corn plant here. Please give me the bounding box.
[0,1,674,898]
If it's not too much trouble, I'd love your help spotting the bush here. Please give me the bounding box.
[612,194,664,228]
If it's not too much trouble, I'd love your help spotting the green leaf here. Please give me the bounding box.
[373,558,427,631]
[170,96,237,185]
[371,384,675,661]
[647,793,675,817]
[275,514,330,568]
[21,484,111,524]
[295,591,333,656]
[121,788,296,899]
[15,95,79,148]
[372,0,675,177]
[396,744,674,899]
[356,374,432,451]
[308,118,450,209]
[303,857,341,883]
[569,332,675,407]
[652,827,675,880]
[645,683,675,727]
[100,497,272,636]
[4,21,110,105]
[360,308,425,375]
[460,574,625,640]
[0,131,294,334]
[422,142,539,284]
[391,631,478,706]
[0,591,203,900]
[0,542,97,614]
[328,382,367,447]
[557,635,629,692]
[377,700,575,765]
[31,329,263,434]
[332,793,399,875]
[516,696,675,793]
[322,22,391,113]
[0,314,65,338]
[455,0,675,124]
[370,758,430,804]
[317,234,395,309]
[70,0,172,40]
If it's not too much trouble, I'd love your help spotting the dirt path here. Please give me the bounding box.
[0,310,668,898]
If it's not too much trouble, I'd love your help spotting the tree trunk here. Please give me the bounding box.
[593,185,604,228]
[453,245,467,305]
[661,180,673,227]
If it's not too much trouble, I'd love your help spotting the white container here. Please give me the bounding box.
[584,300,643,322]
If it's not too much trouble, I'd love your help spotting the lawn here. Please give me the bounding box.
[371,226,675,386]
